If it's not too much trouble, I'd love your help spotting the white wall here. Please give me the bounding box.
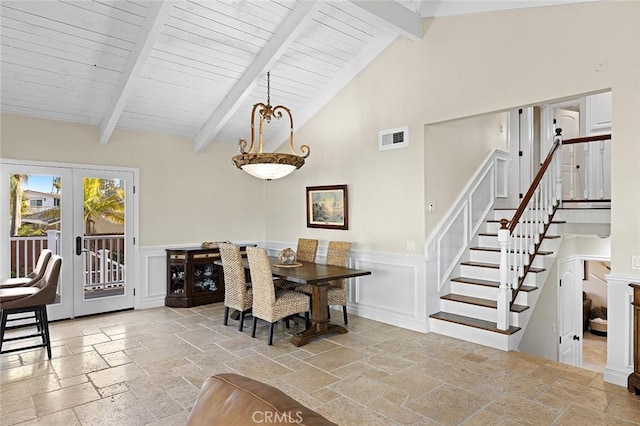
[424,112,508,234]
[0,114,266,247]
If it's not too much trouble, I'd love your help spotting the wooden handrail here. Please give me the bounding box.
[563,133,611,145]
[508,133,562,234]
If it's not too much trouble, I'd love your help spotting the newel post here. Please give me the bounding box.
[497,219,511,331]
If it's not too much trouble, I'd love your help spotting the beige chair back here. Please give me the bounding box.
[296,238,318,263]
[219,243,250,310]
[327,241,351,289]
[246,247,276,318]
[28,249,53,279]
[2,256,62,309]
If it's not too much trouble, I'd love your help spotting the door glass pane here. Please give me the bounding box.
[82,177,125,300]
[8,174,62,303]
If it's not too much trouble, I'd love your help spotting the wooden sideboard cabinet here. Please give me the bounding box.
[165,245,250,308]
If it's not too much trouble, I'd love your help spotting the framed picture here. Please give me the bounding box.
[306,185,348,230]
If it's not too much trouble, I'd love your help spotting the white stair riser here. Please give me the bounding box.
[470,250,546,268]
[485,222,561,235]
[450,281,537,305]
[429,319,513,351]
[477,235,559,252]
[451,282,498,299]
[459,265,540,285]
[440,300,524,325]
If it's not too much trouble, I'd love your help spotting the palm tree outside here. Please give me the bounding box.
[83,177,124,235]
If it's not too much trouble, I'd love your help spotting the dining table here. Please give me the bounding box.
[219,256,372,346]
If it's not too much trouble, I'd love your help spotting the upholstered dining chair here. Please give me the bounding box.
[0,249,52,288]
[275,238,319,290]
[0,255,62,359]
[296,241,352,325]
[219,243,252,332]
[246,246,310,345]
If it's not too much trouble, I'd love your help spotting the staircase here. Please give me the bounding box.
[425,130,612,350]
[429,209,565,350]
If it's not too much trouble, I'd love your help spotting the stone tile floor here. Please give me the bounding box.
[1,305,639,425]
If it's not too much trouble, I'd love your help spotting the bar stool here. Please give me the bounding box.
[0,255,62,359]
[0,249,52,288]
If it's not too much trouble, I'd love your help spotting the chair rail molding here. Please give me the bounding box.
[137,241,427,333]
[425,149,510,295]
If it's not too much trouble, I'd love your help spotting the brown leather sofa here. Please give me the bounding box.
[186,373,337,425]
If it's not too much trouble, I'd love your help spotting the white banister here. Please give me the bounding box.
[497,220,510,330]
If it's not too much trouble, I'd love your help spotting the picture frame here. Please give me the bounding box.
[306,184,348,230]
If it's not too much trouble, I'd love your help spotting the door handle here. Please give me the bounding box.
[573,335,580,341]
[75,236,89,255]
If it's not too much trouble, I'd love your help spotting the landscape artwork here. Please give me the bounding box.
[306,185,348,230]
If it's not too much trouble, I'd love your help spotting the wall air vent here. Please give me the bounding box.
[378,126,409,151]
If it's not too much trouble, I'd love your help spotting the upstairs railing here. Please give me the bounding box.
[496,130,612,330]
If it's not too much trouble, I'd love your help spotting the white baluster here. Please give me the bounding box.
[599,140,605,199]
[583,143,589,199]
[569,144,575,199]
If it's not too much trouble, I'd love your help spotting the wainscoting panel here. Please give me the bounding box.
[136,246,170,310]
[136,242,428,333]
[437,204,467,291]
[603,273,636,387]
[470,166,493,238]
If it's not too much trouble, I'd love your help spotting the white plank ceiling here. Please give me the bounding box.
[0,0,593,153]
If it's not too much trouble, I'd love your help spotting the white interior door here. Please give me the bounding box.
[556,108,581,200]
[1,160,135,320]
[558,259,582,367]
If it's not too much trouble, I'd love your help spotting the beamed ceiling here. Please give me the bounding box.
[0,0,594,154]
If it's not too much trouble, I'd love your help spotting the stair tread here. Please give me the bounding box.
[430,312,521,335]
[461,261,545,273]
[479,232,561,239]
[471,246,553,255]
[441,294,529,312]
[451,277,538,292]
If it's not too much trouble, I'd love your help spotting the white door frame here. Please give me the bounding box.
[557,254,610,367]
[0,158,140,317]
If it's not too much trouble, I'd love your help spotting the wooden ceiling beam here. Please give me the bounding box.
[192,0,321,154]
[349,0,423,41]
[99,1,173,144]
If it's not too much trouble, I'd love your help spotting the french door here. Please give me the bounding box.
[1,160,136,320]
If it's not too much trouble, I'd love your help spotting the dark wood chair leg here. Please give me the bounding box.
[284,317,290,329]
[342,305,348,325]
[238,311,245,332]
[40,306,52,359]
[0,309,7,353]
[223,306,229,326]
[251,317,258,338]
[327,306,331,319]
[268,323,275,345]
[305,312,310,329]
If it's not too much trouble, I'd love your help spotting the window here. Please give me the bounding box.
[30,199,43,207]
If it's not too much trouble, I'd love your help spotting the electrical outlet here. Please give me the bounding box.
[406,240,416,251]
[427,204,435,213]
[633,256,640,270]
